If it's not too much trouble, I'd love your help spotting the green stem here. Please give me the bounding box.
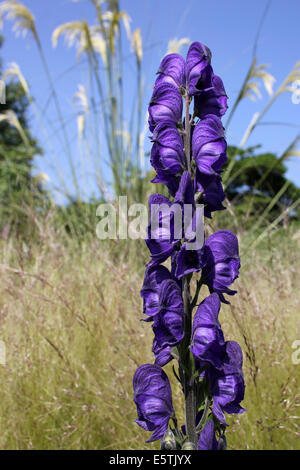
[180,92,197,446]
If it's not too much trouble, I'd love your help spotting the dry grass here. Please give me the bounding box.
[0,229,299,450]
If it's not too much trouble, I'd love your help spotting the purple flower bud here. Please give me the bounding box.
[186,42,212,96]
[148,83,183,132]
[140,265,174,318]
[152,279,184,366]
[191,293,225,369]
[208,341,246,425]
[197,420,219,450]
[155,53,186,89]
[192,114,227,175]
[150,121,184,175]
[195,169,225,219]
[194,74,228,119]
[133,363,174,442]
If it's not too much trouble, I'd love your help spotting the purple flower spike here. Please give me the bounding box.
[202,230,240,302]
[195,169,226,218]
[191,293,225,369]
[192,114,227,175]
[152,279,184,366]
[197,420,218,450]
[140,265,173,318]
[194,74,228,119]
[133,363,174,442]
[155,53,186,89]
[208,341,246,425]
[186,42,213,96]
[151,121,184,175]
[148,83,183,132]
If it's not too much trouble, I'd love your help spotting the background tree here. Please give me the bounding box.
[0,34,45,237]
[224,145,300,227]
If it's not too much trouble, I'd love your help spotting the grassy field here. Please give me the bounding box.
[0,223,299,450]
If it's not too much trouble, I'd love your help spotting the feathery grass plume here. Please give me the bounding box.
[239,60,275,102]
[167,37,190,54]
[52,21,107,64]
[74,84,89,144]
[0,109,29,145]
[74,84,89,115]
[131,28,142,63]
[2,62,29,96]
[0,1,80,197]
[0,0,38,41]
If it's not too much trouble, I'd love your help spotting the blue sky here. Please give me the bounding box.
[1,0,300,201]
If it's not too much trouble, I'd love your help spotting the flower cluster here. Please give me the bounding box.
[133,42,246,450]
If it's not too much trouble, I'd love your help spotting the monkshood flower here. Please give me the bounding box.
[175,230,240,304]
[152,279,184,366]
[145,193,180,266]
[191,293,225,369]
[150,120,185,176]
[194,74,228,119]
[133,364,174,442]
[186,42,213,96]
[146,173,196,266]
[192,114,227,175]
[148,83,183,133]
[194,169,226,219]
[208,341,246,425]
[155,53,186,89]
[140,265,174,318]
[202,230,240,302]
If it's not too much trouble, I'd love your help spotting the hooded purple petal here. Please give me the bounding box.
[133,363,174,442]
[208,341,246,425]
[174,171,195,206]
[146,194,181,266]
[194,74,228,119]
[155,53,186,89]
[148,83,183,132]
[152,279,184,366]
[140,265,173,317]
[174,242,205,278]
[192,114,227,175]
[191,293,225,369]
[197,420,219,450]
[202,230,240,301]
[195,169,226,218]
[151,120,184,175]
[186,42,213,96]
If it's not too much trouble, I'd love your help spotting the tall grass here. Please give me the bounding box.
[0,223,299,450]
